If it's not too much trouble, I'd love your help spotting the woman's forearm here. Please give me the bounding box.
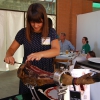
[5,48,15,57]
[40,48,60,58]
[5,40,20,57]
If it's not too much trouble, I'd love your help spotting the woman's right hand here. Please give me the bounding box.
[4,56,15,65]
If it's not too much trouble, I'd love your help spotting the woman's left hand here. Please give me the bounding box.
[26,52,43,61]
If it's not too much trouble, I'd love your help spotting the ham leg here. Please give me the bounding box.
[17,62,100,86]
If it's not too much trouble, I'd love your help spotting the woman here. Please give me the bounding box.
[4,3,60,94]
[48,17,59,39]
[86,51,96,59]
[82,37,91,54]
[48,17,53,29]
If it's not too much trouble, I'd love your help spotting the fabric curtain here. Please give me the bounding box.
[0,10,24,71]
[0,10,7,71]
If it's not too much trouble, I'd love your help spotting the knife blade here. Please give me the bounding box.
[14,61,22,64]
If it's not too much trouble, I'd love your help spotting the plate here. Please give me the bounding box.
[60,52,63,55]
[88,57,100,63]
[44,86,58,100]
[61,54,69,57]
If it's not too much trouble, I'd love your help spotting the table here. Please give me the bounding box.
[72,54,86,65]
[55,53,87,72]
[74,60,100,73]
[55,52,77,69]
[56,53,76,60]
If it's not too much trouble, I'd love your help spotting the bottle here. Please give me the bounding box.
[82,49,85,54]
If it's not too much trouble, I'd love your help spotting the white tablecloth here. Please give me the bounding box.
[68,54,86,72]
[56,53,76,66]
[72,54,87,65]
[56,53,86,64]
[55,52,79,69]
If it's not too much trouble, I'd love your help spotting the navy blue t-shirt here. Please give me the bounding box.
[15,28,58,72]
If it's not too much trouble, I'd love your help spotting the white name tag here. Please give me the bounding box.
[41,37,50,45]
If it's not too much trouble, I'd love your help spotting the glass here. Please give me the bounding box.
[66,50,69,54]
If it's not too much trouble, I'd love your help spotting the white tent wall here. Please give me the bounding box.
[0,10,7,71]
[76,10,100,57]
[0,10,24,71]
[76,11,100,100]
[6,11,24,70]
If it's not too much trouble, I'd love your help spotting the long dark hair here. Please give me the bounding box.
[83,37,89,44]
[26,3,48,42]
[48,17,52,29]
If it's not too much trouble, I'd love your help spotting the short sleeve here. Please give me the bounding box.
[49,28,58,41]
[15,28,25,45]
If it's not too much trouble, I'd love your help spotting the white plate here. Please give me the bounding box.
[61,54,69,57]
[44,86,58,100]
[88,57,100,63]
[60,52,63,55]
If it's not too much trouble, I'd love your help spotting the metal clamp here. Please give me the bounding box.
[53,69,70,87]
[53,69,71,100]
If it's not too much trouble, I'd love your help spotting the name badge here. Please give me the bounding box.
[41,37,50,45]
